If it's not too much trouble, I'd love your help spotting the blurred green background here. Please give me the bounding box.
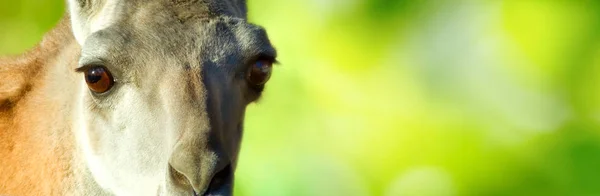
[2,0,600,195]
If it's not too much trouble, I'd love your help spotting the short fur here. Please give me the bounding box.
[0,0,276,195]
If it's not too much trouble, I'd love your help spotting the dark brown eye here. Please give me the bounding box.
[246,60,273,86]
[84,66,114,93]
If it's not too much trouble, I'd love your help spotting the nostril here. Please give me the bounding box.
[170,162,233,196]
[205,164,232,195]
[169,165,191,187]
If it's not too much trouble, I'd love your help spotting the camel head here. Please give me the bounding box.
[68,0,276,195]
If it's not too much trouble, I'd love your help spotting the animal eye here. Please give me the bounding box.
[84,66,114,93]
[246,60,273,86]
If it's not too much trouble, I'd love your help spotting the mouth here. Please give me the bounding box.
[193,164,233,196]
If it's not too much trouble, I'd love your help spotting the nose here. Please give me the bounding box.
[192,164,233,196]
[168,143,233,195]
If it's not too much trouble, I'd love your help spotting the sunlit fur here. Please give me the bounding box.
[0,0,276,195]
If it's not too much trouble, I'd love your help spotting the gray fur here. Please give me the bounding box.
[66,0,276,195]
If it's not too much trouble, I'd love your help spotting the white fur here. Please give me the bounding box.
[69,0,123,45]
[91,0,122,33]
[69,1,168,193]
[68,2,88,44]
[74,82,169,195]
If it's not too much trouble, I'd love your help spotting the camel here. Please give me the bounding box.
[0,0,277,195]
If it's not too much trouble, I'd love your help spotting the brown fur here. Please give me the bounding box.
[1,0,274,194]
[0,16,81,195]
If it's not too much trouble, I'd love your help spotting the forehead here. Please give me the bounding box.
[79,2,275,70]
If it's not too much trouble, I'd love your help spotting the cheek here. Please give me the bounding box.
[81,90,171,188]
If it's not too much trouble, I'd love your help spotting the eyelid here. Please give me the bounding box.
[75,57,107,72]
[74,64,98,73]
[74,64,122,84]
[254,53,278,64]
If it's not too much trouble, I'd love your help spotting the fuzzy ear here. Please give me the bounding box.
[68,0,123,45]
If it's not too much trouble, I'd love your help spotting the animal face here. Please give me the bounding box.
[69,0,276,195]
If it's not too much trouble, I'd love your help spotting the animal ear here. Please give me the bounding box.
[67,0,123,45]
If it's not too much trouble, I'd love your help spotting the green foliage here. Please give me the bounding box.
[0,1,63,54]
[2,0,600,195]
